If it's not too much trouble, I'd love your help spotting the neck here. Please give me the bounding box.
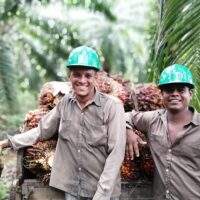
[76,89,95,108]
[167,107,192,123]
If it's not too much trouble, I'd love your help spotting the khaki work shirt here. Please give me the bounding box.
[8,91,126,200]
[126,107,200,200]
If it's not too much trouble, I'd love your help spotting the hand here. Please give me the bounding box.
[0,140,11,155]
[126,129,147,160]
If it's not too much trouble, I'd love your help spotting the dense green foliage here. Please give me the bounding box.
[0,0,149,116]
[147,0,200,111]
[1,0,200,115]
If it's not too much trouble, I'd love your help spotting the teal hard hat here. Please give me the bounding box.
[158,64,195,88]
[67,46,100,70]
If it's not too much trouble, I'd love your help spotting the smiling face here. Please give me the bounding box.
[67,67,97,102]
[161,83,193,113]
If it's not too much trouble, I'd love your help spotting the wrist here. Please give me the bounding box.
[0,139,10,149]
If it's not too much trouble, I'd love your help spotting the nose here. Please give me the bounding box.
[171,89,179,94]
[79,75,87,83]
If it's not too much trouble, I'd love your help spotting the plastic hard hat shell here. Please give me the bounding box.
[158,64,195,88]
[67,46,100,70]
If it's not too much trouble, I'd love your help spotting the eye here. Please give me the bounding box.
[163,88,174,93]
[72,72,81,77]
[177,88,185,93]
[162,85,188,94]
[85,73,94,79]
[176,86,187,93]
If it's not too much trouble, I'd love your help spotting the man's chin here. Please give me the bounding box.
[168,105,182,113]
[76,92,88,98]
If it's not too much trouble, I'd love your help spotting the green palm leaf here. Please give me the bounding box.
[147,0,200,111]
[0,37,19,113]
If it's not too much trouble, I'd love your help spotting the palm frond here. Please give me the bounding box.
[0,0,20,20]
[147,0,200,111]
[66,0,148,82]
[0,37,19,113]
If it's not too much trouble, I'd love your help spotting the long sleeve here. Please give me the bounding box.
[125,110,156,134]
[8,128,39,151]
[8,100,62,151]
[93,101,126,200]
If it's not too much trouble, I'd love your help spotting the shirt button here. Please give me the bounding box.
[168,149,172,153]
[78,168,82,171]
[166,190,169,194]
[166,169,169,172]
[81,112,84,115]
[78,149,81,153]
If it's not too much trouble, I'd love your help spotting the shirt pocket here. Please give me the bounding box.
[84,123,107,147]
[58,119,73,141]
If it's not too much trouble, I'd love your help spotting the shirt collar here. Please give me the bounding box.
[159,107,200,126]
[189,107,200,126]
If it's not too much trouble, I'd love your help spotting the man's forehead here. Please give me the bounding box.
[70,67,96,73]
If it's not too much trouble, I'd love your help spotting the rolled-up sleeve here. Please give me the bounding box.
[93,101,126,200]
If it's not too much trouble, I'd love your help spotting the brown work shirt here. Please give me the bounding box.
[8,91,126,200]
[126,107,200,200]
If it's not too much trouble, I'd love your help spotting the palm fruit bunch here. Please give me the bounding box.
[135,129,154,179]
[132,84,163,179]
[22,81,71,183]
[133,83,164,111]
[23,139,57,183]
[121,157,141,182]
[20,108,50,132]
[120,129,146,181]
[120,84,163,181]
[95,71,127,104]
[110,74,135,112]
[39,81,72,109]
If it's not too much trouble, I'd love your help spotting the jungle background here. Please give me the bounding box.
[0,0,200,199]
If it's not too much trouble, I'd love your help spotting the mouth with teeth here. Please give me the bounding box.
[169,99,181,103]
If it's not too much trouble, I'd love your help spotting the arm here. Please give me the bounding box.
[93,101,126,200]
[125,110,152,160]
[7,100,62,151]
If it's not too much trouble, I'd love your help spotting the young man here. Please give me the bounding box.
[0,46,126,200]
[126,64,200,200]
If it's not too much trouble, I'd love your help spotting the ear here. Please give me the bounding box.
[94,71,98,79]
[161,89,164,96]
[189,89,194,98]
[67,71,71,80]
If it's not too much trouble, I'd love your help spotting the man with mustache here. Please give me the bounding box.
[0,46,126,200]
[126,64,200,200]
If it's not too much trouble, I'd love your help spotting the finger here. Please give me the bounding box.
[138,138,147,145]
[133,140,139,157]
[128,143,134,160]
[125,145,129,159]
